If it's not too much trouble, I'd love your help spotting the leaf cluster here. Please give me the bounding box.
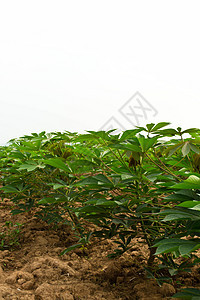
[1,123,200,297]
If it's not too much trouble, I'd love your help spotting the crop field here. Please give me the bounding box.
[0,122,200,299]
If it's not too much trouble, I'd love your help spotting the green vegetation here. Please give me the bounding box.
[1,122,200,298]
[0,221,22,250]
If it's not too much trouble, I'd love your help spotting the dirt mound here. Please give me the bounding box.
[0,199,199,299]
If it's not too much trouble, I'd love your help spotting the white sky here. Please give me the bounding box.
[0,0,200,144]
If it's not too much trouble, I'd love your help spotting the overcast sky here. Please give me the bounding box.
[0,1,200,144]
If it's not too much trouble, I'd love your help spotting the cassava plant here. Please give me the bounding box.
[1,122,200,297]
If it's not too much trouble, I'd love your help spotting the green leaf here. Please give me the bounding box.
[171,175,200,189]
[43,158,71,173]
[60,243,83,255]
[0,185,19,193]
[165,192,196,203]
[138,135,158,152]
[162,213,196,222]
[20,141,39,150]
[92,174,113,184]
[39,197,59,204]
[151,122,171,131]
[156,128,178,136]
[11,209,24,215]
[154,238,186,247]
[53,183,65,190]
[76,177,98,186]
[192,204,200,211]
[77,206,105,213]
[110,143,141,152]
[96,199,117,206]
[18,164,38,171]
[182,128,199,134]
[154,238,200,255]
[75,174,113,187]
[165,142,183,156]
[121,174,137,180]
[72,134,94,142]
[173,288,200,299]
[120,129,142,141]
[182,142,191,156]
[177,201,200,208]
[160,206,200,221]
[155,243,178,255]
[73,145,96,157]
[10,151,25,159]
[87,130,111,141]
[190,143,200,154]
[179,243,200,256]
[146,123,155,132]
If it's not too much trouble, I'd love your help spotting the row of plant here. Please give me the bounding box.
[1,122,200,298]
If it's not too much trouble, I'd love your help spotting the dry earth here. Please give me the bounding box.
[0,199,200,300]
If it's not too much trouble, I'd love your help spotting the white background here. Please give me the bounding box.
[0,0,200,144]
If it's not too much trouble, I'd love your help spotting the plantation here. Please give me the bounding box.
[1,122,200,299]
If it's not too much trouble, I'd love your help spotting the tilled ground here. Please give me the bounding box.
[0,199,200,300]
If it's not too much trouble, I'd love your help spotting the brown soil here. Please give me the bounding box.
[0,199,200,300]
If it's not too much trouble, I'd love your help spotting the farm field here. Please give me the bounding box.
[0,199,182,300]
[1,122,200,299]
